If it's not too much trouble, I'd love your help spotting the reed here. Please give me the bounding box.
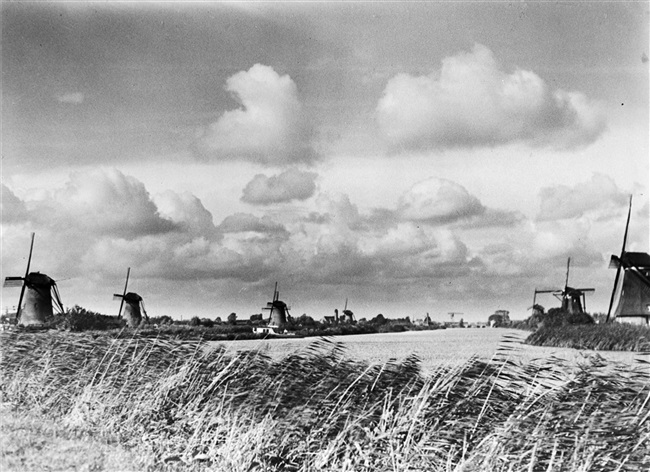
[527,323,650,351]
[1,331,648,471]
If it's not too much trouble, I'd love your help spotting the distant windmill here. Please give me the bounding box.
[606,196,650,325]
[113,268,149,328]
[262,282,291,327]
[532,257,594,314]
[3,233,64,325]
[341,298,355,323]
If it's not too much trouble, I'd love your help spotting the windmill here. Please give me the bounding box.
[532,257,594,314]
[606,196,650,325]
[3,233,64,326]
[113,268,149,328]
[341,298,355,323]
[262,282,291,327]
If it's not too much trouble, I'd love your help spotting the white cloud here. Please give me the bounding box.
[241,169,317,204]
[154,190,218,237]
[56,92,84,104]
[376,44,606,150]
[218,213,287,235]
[197,64,315,165]
[1,184,28,223]
[50,168,177,238]
[537,173,629,221]
[398,177,485,223]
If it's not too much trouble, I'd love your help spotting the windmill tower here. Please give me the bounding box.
[263,282,291,327]
[3,233,65,326]
[606,197,650,325]
[341,298,355,323]
[113,268,149,328]
[533,257,594,314]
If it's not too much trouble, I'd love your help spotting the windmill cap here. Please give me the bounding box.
[623,252,650,268]
[25,272,55,285]
[123,292,143,302]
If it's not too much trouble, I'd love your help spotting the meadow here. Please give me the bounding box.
[1,328,649,471]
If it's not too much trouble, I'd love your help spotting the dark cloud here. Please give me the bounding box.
[241,169,317,205]
[377,44,606,151]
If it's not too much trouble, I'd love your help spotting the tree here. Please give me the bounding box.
[227,312,237,325]
[189,316,201,327]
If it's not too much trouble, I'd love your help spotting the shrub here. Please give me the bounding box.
[55,305,123,331]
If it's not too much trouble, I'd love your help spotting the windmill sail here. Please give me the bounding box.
[3,277,25,288]
[606,197,650,325]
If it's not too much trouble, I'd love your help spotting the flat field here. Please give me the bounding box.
[211,328,646,373]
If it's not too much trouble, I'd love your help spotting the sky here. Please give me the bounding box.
[1,1,648,323]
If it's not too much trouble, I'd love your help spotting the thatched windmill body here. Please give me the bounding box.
[3,233,64,326]
[113,268,148,328]
[606,197,650,325]
[532,257,594,314]
[263,282,291,327]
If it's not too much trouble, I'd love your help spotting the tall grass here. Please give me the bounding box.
[527,323,650,351]
[1,331,649,471]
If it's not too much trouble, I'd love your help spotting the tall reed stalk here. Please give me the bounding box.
[1,331,648,471]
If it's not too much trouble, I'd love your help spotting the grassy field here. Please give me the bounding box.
[1,330,649,471]
[214,328,646,373]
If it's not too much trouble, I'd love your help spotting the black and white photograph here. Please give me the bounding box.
[1,1,649,470]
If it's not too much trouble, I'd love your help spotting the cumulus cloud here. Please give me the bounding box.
[56,92,84,104]
[218,212,287,235]
[376,44,606,150]
[1,184,28,223]
[241,169,317,205]
[197,64,315,165]
[397,177,485,224]
[537,173,629,221]
[50,169,177,238]
[154,190,218,237]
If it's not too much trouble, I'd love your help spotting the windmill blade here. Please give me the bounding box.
[3,277,24,288]
[113,294,125,300]
[621,195,633,256]
[608,255,621,269]
[16,284,27,321]
[51,282,65,314]
[606,265,623,322]
[564,257,571,291]
[117,267,130,318]
[344,298,348,311]
[606,196,634,322]
[140,299,149,321]
[15,233,35,320]
[24,233,35,279]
